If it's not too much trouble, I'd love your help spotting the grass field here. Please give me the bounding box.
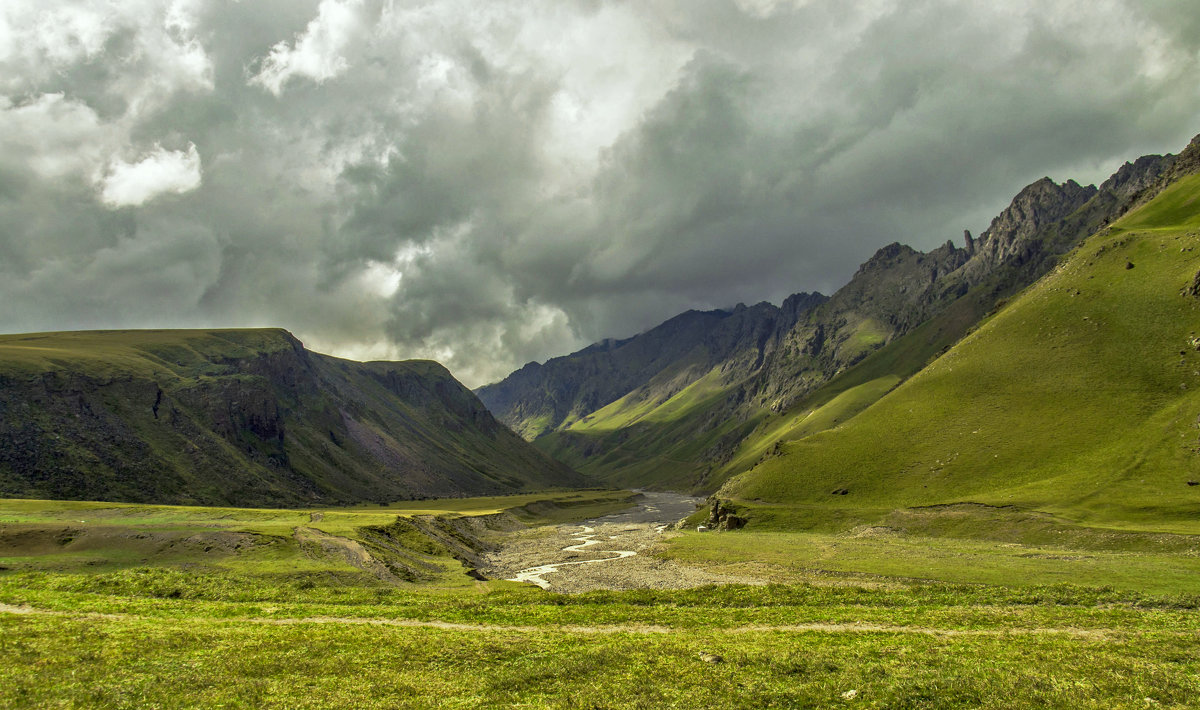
[4,492,1200,708]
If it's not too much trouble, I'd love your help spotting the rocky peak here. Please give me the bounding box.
[781,291,828,321]
[949,177,1097,285]
[827,238,969,327]
[982,178,1097,251]
[857,242,918,272]
[1154,132,1200,184]
[1100,154,1177,200]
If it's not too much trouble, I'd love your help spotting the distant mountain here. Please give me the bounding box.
[723,140,1200,525]
[477,293,827,440]
[0,329,586,506]
[478,136,1194,493]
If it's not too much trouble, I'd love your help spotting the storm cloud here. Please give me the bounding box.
[2,0,1198,386]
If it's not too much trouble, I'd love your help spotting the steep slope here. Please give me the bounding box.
[723,167,1200,527]
[482,140,1186,492]
[477,294,827,439]
[0,329,585,506]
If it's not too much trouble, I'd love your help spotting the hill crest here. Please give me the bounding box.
[0,328,586,506]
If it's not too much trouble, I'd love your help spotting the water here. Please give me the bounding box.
[508,490,705,588]
[583,490,704,526]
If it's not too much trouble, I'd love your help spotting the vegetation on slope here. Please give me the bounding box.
[0,329,586,506]
[723,173,1200,528]
[482,142,1187,494]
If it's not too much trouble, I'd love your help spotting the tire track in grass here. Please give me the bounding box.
[0,602,1183,639]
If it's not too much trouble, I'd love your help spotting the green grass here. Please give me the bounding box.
[718,375,903,480]
[836,317,890,362]
[569,367,728,434]
[0,491,635,583]
[6,611,1200,709]
[724,174,1200,527]
[6,492,1200,707]
[0,328,296,380]
[665,526,1200,596]
[0,490,634,536]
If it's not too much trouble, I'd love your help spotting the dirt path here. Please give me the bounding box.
[0,602,1164,639]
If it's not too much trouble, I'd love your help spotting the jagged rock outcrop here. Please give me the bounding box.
[0,329,586,506]
[955,178,1097,284]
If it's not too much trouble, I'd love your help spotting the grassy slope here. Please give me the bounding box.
[0,328,291,378]
[539,264,1003,494]
[0,329,585,505]
[723,173,1200,529]
[538,366,769,491]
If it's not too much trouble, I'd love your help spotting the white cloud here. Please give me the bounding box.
[100,144,203,208]
[0,93,109,181]
[251,0,365,95]
[732,0,814,18]
[1,1,212,98]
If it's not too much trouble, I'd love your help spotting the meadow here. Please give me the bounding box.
[3,492,1200,708]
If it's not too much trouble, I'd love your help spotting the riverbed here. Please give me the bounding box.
[478,491,758,592]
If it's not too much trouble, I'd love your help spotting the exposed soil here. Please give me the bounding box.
[294,526,406,583]
[478,491,760,592]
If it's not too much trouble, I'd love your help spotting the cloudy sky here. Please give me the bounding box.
[2,0,1198,386]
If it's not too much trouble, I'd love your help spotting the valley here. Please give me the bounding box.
[5,491,1200,707]
[480,491,755,592]
[4,133,1200,707]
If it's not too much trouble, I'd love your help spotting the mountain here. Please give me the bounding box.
[722,147,1200,527]
[477,293,827,440]
[479,137,1193,493]
[0,328,586,506]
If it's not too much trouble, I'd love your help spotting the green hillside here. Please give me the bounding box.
[722,173,1200,529]
[482,145,1186,495]
[537,249,1031,493]
[0,329,587,506]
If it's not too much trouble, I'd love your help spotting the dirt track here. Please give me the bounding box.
[0,603,1139,639]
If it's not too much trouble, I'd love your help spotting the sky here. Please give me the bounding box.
[2,0,1199,387]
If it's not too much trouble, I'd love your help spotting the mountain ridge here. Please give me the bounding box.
[720,165,1200,524]
[0,328,586,506]
[479,136,1196,493]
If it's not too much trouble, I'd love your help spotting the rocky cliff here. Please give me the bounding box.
[0,329,586,506]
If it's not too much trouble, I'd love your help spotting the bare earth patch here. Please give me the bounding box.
[479,521,760,593]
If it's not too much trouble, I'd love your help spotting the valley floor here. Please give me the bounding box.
[479,491,759,592]
[3,493,1200,708]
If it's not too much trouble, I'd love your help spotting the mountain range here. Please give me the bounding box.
[478,134,1200,498]
[3,134,1197,513]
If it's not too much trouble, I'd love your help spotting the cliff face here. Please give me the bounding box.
[0,329,585,506]
[478,139,1193,491]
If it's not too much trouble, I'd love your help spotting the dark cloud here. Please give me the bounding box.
[1,0,1197,386]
